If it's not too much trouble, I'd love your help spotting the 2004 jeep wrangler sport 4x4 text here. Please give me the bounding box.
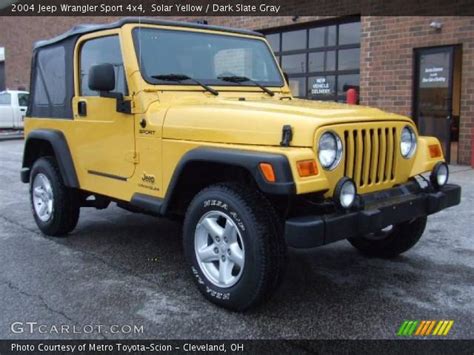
[21,18,461,311]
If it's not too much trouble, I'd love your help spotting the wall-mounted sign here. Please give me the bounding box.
[421,66,447,87]
[419,52,449,88]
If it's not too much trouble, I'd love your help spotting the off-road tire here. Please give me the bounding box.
[348,216,427,258]
[30,157,80,236]
[183,183,287,311]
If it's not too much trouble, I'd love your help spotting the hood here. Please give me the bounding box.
[162,97,412,147]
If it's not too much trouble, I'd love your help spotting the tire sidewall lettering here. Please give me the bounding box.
[202,199,245,232]
[187,197,254,303]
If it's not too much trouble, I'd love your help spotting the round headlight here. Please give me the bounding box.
[318,132,343,170]
[430,162,449,189]
[400,126,417,158]
[334,177,356,209]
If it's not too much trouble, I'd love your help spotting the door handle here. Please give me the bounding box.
[78,101,87,116]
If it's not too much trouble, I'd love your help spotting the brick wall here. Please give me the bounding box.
[0,16,117,89]
[360,16,474,164]
[0,15,472,163]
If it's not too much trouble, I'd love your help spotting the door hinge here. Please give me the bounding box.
[117,99,132,114]
[126,151,139,164]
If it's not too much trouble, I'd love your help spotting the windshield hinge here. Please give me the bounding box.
[117,99,132,114]
[280,125,293,147]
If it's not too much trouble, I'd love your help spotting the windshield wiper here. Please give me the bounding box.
[151,74,218,96]
[218,75,275,97]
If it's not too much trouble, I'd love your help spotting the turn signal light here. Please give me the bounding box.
[429,144,442,158]
[297,160,319,177]
[259,163,276,182]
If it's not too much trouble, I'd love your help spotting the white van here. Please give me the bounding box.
[0,90,29,129]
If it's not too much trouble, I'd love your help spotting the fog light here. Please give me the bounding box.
[334,177,356,209]
[430,162,449,189]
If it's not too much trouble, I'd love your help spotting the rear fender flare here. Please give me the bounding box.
[21,129,79,188]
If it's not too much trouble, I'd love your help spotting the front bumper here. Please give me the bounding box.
[285,183,461,248]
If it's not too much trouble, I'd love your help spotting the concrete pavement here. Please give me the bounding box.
[0,139,472,340]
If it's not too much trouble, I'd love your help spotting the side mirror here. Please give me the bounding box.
[283,72,289,86]
[87,63,131,114]
[88,63,115,92]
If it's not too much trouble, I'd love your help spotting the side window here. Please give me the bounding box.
[34,46,66,106]
[0,92,11,105]
[18,93,29,107]
[29,43,70,118]
[79,35,127,96]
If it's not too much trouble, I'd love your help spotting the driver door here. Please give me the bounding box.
[72,32,136,183]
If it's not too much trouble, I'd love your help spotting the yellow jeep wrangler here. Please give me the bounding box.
[21,18,461,311]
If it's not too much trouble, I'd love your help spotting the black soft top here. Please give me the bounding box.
[34,17,263,49]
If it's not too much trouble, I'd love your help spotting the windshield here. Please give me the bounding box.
[133,27,284,87]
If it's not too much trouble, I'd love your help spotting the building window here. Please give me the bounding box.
[265,19,360,101]
[266,33,280,52]
[282,54,306,74]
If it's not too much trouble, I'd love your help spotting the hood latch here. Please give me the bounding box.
[280,125,293,147]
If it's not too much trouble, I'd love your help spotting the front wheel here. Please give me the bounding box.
[30,157,80,236]
[348,216,427,258]
[183,183,287,311]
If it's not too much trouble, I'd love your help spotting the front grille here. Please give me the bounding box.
[343,127,397,188]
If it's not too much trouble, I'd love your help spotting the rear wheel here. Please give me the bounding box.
[348,216,427,258]
[30,157,80,236]
[183,183,287,311]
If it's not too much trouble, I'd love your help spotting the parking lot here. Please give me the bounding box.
[0,139,473,340]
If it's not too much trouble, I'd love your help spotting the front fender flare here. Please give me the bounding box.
[160,147,295,214]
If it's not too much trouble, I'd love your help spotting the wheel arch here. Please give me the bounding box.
[160,147,295,215]
[21,129,79,188]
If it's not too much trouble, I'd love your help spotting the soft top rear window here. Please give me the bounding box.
[28,36,75,119]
